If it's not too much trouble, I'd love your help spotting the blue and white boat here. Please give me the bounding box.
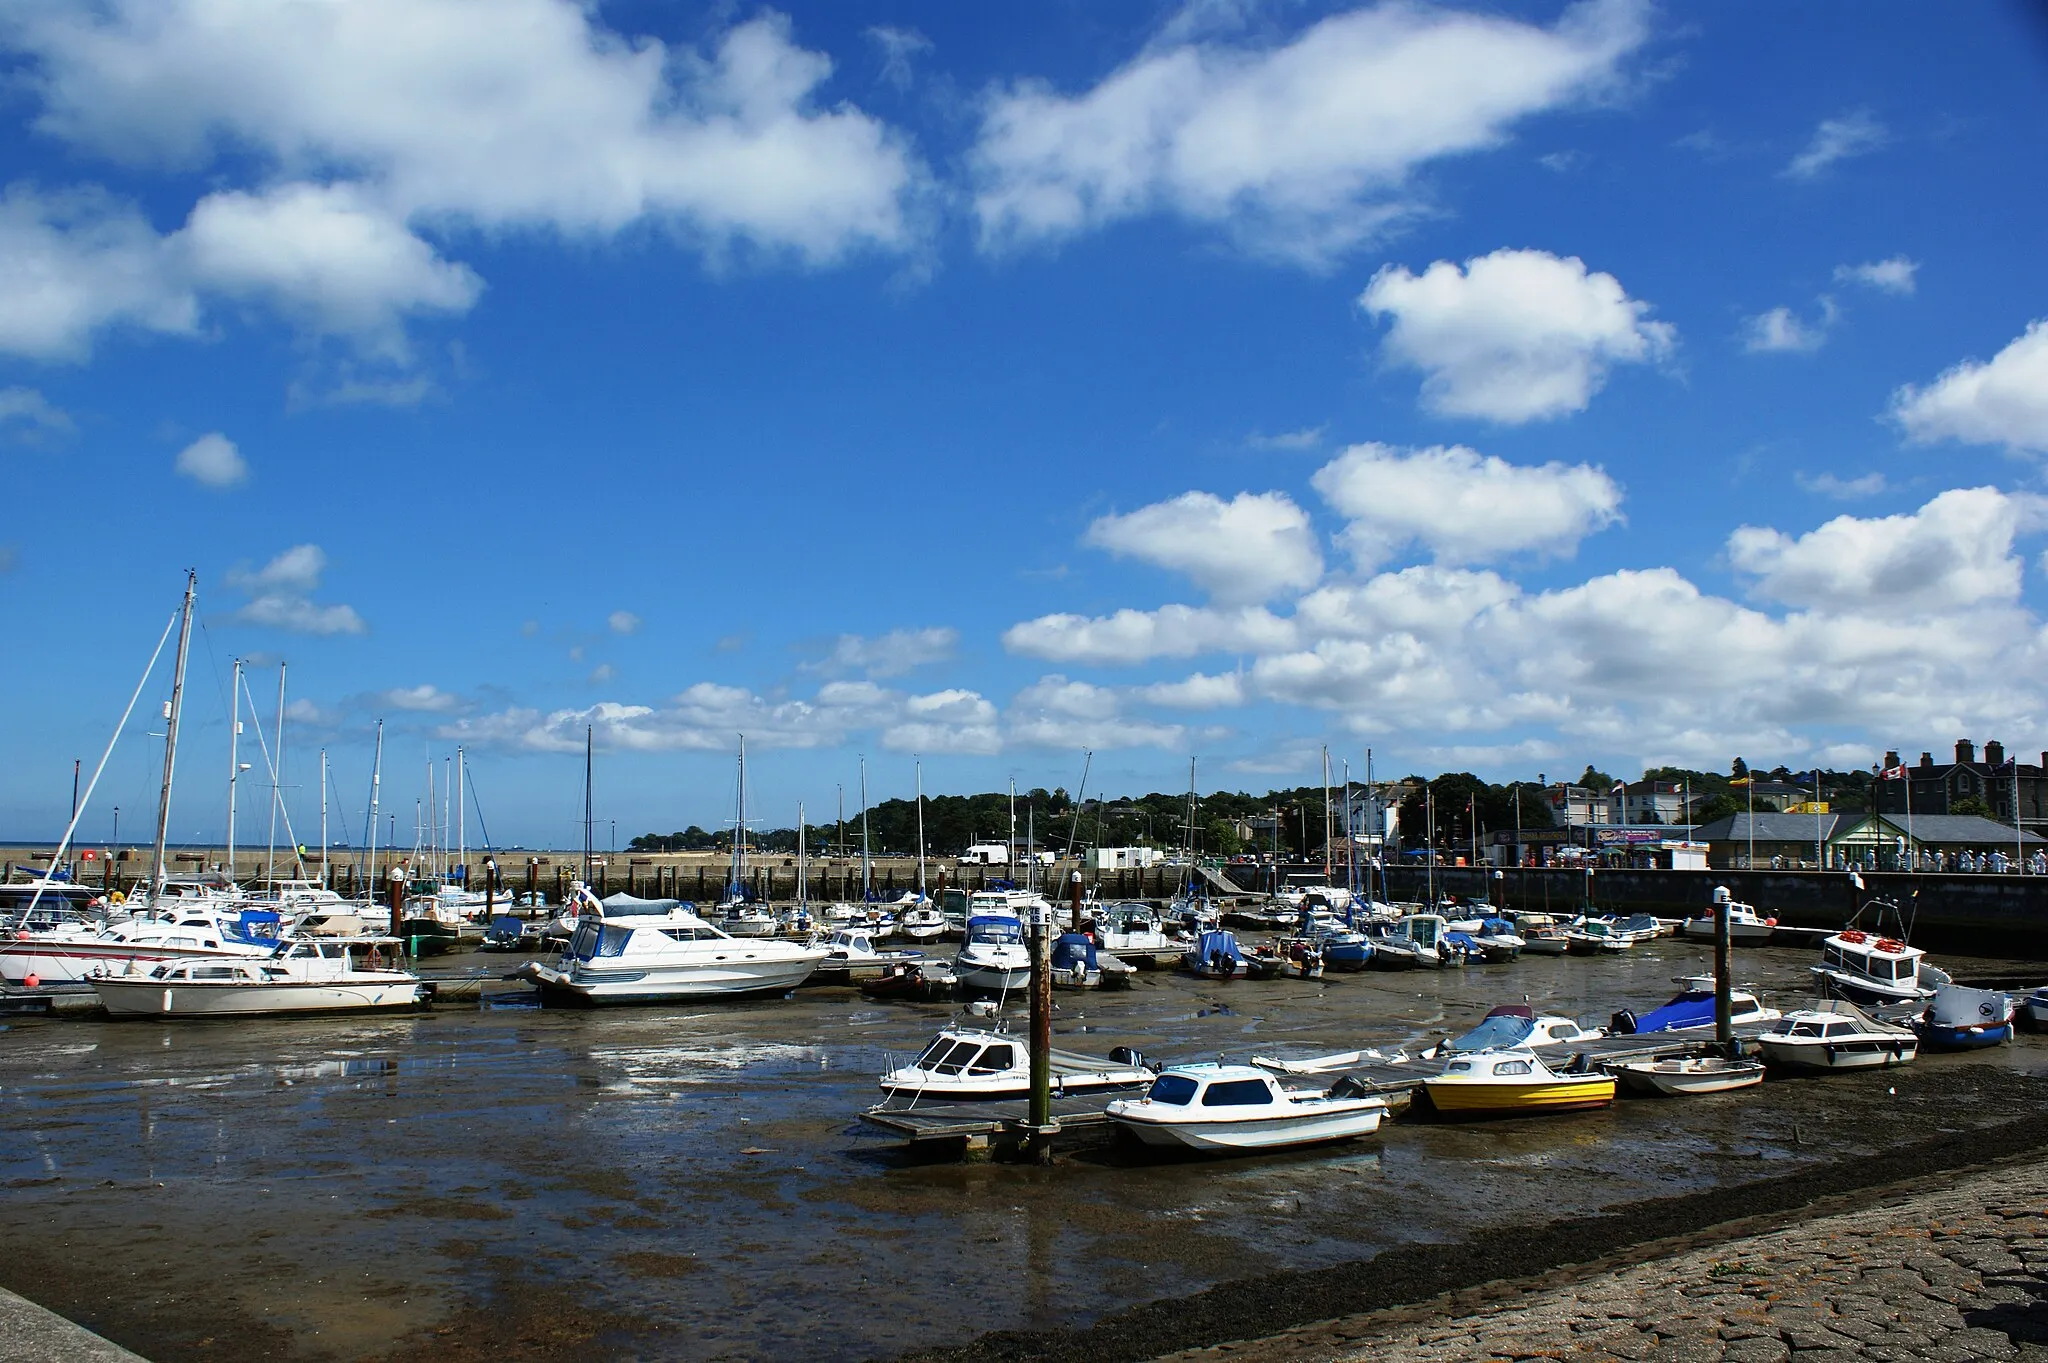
[953,916,1031,992]
[1183,928,1250,979]
[1290,907,1371,970]
[1610,975,1780,1036]
[1470,917,1526,961]
[1368,914,1447,969]
[1912,984,2014,1050]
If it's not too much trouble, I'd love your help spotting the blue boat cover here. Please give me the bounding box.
[967,916,1023,943]
[1193,929,1246,964]
[1051,933,1099,971]
[1632,988,1715,1034]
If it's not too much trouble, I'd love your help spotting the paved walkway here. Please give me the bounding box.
[1170,1159,2048,1362]
[0,1286,146,1362]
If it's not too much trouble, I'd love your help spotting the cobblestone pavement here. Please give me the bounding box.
[1171,1159,2048,1363]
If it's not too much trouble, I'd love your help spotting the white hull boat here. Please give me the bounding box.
[1680,891,1776,945]
[1616,1056,1765,1096]
[518,904,823,1004]
[90,940,429,1018]
[1810,927,1945,1006]
[0,907,288,984]
[1107,1064,1386,1152]
[811,928,923,982]
[954,916,1032,992]
[1757,1003,1918,1070]
[877,1027,1153,1100]
[899,907,947,941]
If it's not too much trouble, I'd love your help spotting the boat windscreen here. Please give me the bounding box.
[1146,1074,1199,1106]
[1448,1013,1535,1052]
[968,918,1023,944]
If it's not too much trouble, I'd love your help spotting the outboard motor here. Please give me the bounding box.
[1108,1046,1148,1069]
[1608,1008,1638,1036]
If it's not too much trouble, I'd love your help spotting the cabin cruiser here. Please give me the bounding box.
[90,938,429,1018]
[1106,1064,1387,1152]
[1810,929,1947,1006]
[811,927,923,984]
[517,901,825,1004]
[953,916,1032,992]
[0,905,287,984]
[1367,914,1447,969]
[1757,1002,1917,1070]
[1514,912,1569,956]
[1680,887,1776,945]
[876,1026,1153,1100]
[721,901,780,938]
[1276,878,1355,913]
[1422,1004,1603,1058]
[1167,893,1221,936]
[1610,975,1780,1036]
[1465,917,1525,962]
[1092,902,1183,965]
[1422,1049,1616,1116]
[1912,984,2014,1050]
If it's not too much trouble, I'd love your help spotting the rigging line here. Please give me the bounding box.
[465,762,495,852]
[326,762,356,852]
[236,670,309,878]
[27,608,181,919]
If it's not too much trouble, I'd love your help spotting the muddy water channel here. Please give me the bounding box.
[3,941,2047,1362]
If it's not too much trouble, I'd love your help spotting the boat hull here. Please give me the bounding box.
[1757,1036,1916,1070]
[1112,1104,1384,1151]
[1617,1059,1764,1095]
[1679,921,1774,946]
[1422,1077,1616,1115]
[0,939,276,984]
[91,978,429,1018]
[1912,1021,2012,1050]
[520,956,820,1005]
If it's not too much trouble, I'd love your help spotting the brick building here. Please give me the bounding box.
[1874,740,2048,837]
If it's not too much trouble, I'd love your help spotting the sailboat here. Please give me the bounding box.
[720,738,776,938]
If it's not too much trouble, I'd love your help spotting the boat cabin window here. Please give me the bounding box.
[658,927,716,942]
[967,1045,1014,1075]
[1446,1060,1474,1073]
[1201,1079,1273,1107]
[1549,1023,1580,1041]
[1789,1021,1824,1037]
[1147,1075,1199,1105]
[925,1041,982,1075]
[1492,1059,1533,1076]
[190,965,239,980]
[1821,1022,1853,1038]
[970,921,1023,945]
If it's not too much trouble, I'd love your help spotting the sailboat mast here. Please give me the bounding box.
[226,657,241,884]
[266,662,285,886]
[1008,778,1016,871]
[367,719,383,895]
[915,757,926,898]
[797,801,807,911]
[582,725,593,883]
[1321,744,1332,883]
[456,746,466,878]
[735,735,747,898]
[147,570,197,902]
[859,754,870,899]
[319,748,328,889]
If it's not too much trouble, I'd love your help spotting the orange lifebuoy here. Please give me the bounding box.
[1874,938,1903,953]
[1840,930,1867,944]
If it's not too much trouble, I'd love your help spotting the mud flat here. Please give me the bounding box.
[0,942,2043,1362]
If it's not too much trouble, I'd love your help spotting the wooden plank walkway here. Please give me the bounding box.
[861,1094,1120,1142]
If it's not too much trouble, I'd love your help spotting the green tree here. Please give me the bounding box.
[1691,794,1743,826]
[1952,795,1994,819]
[1578,765,1615,790]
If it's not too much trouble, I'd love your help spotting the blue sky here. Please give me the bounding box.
[4,0,2048,847]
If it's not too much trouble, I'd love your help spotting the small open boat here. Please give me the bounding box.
[1912,984,2013,1050]
[1106,1064,1387,1152]
[858,959,958,1002]
[1421,1048,1616,1116]
[1679,888,1776,945]
[1615,1055,1764,1096]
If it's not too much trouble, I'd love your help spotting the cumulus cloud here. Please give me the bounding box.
[1006,675,1184,751]
[970,0,1646,264]
[866,25,932,91]
[1891,320,2048,456]
[1783,109,1887,179]
[1003,603,1297,666]
[805,626,959,679]
[1796,471,1887,500]
[1311,442,1622,568]
[1742,304,1828,354]
[1135,671,1246,709]
[1835,257,1916,295]
[0,386,72,437]
[607,610,641,635]
[173,431,247,487]
[1084,490,1322,604]
[1728,486,2036,615]
[0,2,925,359]
[381,684,464,713]
[1360,248,1673,421]
[226,544,366,635]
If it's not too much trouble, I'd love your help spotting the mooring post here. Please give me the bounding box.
[1714,885,1734,1057]
[483,857,496,922]
[387,863,405,940]
[1025,879,1061,1164]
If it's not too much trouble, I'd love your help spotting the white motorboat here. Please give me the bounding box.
[1757,1002,1918,1070]
[953,916,1032,993]
[90,939,430,1018]
[254,880,350,913]
[1106,1064,1387,1152]
[1092,902,1183,965]
[898,905,947,941]
[1564,917,1634,955]
[295,910,368,938]
[876,1026,1153,1100]
[2021,986,2048,1032]
[517,902,825,1004]
[1810,928,1946,1006]
[1616,1055,1765,1096]
[1368,914,1447,969]
[1514,912,1569,956]
[0,905,289,984]
[1423,1004,1604,1059]
[721,903,780,938]
[1679,887,1776,945]
[811,927,923,983]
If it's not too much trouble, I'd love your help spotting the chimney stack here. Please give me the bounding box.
[1986,740,2006,768]
[1884,750,1901,769]
[1957,739,1977,765]
[1920,752,1934,768]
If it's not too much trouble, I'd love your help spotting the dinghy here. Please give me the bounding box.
[1615,1055,1764,1096]
[1912,984,2014,1050]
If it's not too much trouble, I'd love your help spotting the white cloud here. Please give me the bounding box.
[1084,490,1322,604]
[181,183,482,357]
[1311,442,1622,568]
[381,684,463,714]
[1891,320,2048,456]
[1360,248,1673,421]
[1796,471,1887,500]
[1006,675,1185,751]
[1728,486,2036,615]
[806,626,959,679]
[0,184,198,360]
[884,689,1002,756]
[1135,671,1246,709]
[970,0,1646,264]
[1783,109,1887,179]
[0,386,72,436]
[587,663,616,684]
[866,25,932,92]
[1742,305,1827,354]
[1003,603,1297,665]
[226,544,366,635]
[607,610,641,636]
[1835,257,1916,295]
[1244,425,1325,451]
[173,431,247,488]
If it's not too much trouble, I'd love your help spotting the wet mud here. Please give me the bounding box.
[0,942,2043,1362]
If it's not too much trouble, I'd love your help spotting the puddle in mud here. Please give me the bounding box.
[0,942,2044,1361]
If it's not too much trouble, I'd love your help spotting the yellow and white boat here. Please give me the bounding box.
[1421,1048,1616,1116]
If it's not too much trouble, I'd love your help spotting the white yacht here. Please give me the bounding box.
[0,906,289,984]
[1106,1064,1387,1152]
[518,903,825,1005]
[1757,1002,1918,1070]
[953,915,1032,992]
[876,1026,1152,1100]
[90,939,429,1018]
